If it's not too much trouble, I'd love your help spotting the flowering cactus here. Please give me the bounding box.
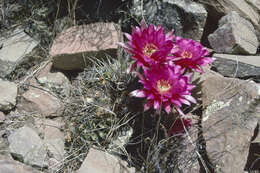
[130,64,196,115]
[120,21,174,72]
[121,21,214,134]
[171,36,215,73]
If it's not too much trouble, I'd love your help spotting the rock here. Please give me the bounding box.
[0,29,38,78]
[201,75,260,172]
[212,53,260,78]
[17,88,64,117]
[131,0,207,41]
[0,155,43,173]
[208,11,259,54]
[8,126,48,168]
[76,148,135,173]
[50,23,121,70]
[0,112,5,123]
[199,0,260,39]
[0,79,17,111]
[30,62,71,98]
[35,118,65,162]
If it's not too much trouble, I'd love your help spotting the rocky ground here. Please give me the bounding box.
[0,0,260,173]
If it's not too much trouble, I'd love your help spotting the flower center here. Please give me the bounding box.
[157,79,171,94]
[143,43,158,57]
[181,51,193,58]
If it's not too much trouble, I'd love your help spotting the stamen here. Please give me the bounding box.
[157,80,171,93]
[143,43,158,57]
[181,51,193,58]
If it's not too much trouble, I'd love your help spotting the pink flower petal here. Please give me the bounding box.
[144,100,153,111]
[130,90,146,98]
[154,100,161,110]
[183,95,196,104]
[164,102,171,114]
[126,62,137,74]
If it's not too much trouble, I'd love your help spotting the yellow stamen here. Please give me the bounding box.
[157,80,171,94]
[181,51,193,58]
[143,43,158,57]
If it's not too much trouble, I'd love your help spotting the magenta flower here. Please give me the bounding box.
[168,117,192,135]
[130,64,196,115]
[171,37,215,73]
[120,21,174,72]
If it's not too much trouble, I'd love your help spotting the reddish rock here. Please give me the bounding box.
[17,88,64,117]
[201,75,260,172]
[30,62,71,98]
[50,23,122,70]
[76,148,135,173]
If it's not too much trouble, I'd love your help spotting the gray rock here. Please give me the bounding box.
[208,11,259,54]
[201,75,260,172]
[0,79,17,111]
[0,29,38,78]
[212,53,260,78]
[8,126,48,168]
[76,148,135,173]
[34,118,65,162]
[131,0,207,41]
[199,0,260,41]
[50,23,122,70]
[0,111,5,123]
[0,155,43,173]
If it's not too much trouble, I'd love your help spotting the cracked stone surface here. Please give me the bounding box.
[201,74,260,172]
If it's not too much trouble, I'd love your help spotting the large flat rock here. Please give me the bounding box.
[212,53,260,78]
[50,23,121,70]
[201,75,260,172]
